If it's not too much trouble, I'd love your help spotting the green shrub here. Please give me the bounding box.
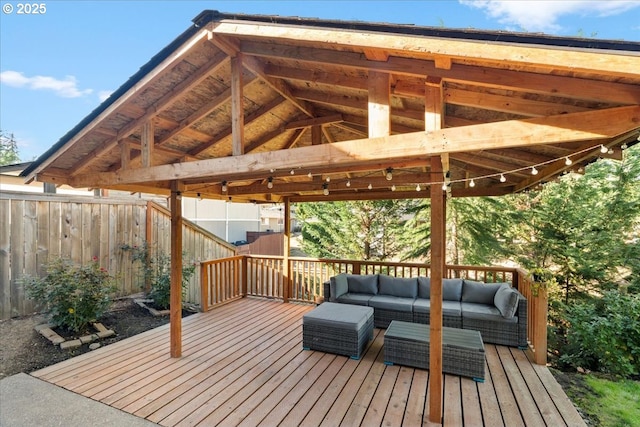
[23,257,117,333]
[121,243,196,310]
[560,291,640,377]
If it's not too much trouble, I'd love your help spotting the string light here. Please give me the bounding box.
[307,172,312,178]
[442,183,447,191]
[416,184,421,192]
[221,181,228,192]
[385,167,393,181]
[500,174,506,183]
[368,183,373,190]
[325,176,331,182]
[197,193,202,201]
[565,157,572,166]
[391,184,396,191]
[290,169,295,175]
[600,144,608,154]
[531,166,538,175]
[346,180,351,187]
[322,183,329,195]
[469,179,475,188]
[267,177,273,189]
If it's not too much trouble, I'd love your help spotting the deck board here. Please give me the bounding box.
[31,298,586,426]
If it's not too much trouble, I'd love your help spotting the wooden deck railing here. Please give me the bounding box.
[200,255,548,364]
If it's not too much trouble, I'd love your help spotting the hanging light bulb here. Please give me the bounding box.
[531,166,538,175]
[325,176,331,182]
[346,180,351,187]
[385,167,393,181]
[270,168,275,173]
[500,174,506,183]
[621,143,628,150]
[416,184,421,192]
[442,183,447,191]
[608,148,614,155]
[469,179,475,188]
[600,144,608,154]
[221,181,228,192]
[322,183,329,196]
[267,177,273,189]
[368,183,373,190]
[391,184,396,191]
[565,157,573,166]
[290,169,295,175]
[197,193,202,201]
[307,172,312,178]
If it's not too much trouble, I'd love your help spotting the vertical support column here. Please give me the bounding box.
[170,180,184,358]
[282,198,291,303]
[230,54,245,156]
[368,70,390,137]
[141,121,154,168]
[426,77,445,424]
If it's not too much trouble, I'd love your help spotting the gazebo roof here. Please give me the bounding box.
[22,10,640,203]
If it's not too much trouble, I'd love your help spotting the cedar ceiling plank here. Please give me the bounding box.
[68,105,640,189]
[285,114,344,129]
[240,41,640,105]
[451,152,536,176]
[156,74,257,147]
[213,21,640,78]
[188,96,287,156]
[242,54,315,118]
[69,48,229,177]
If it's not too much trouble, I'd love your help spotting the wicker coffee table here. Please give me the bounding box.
[384,320,485,381]
[302,302,374,360]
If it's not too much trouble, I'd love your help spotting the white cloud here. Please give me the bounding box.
[0,70,93,98]
[461,0,640,33]
[98,90,113,102]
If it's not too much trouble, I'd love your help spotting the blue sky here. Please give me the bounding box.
[1,0,639,161]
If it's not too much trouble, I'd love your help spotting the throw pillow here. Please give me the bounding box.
[330,273,349,301]
[494,284,520,318]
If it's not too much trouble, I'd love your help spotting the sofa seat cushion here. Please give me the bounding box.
[461,302,518,324]
[368,295,415,312]
[337,293,373,306]
[462,280,506,305]
[413,299,462,317]
[378,275,418,298]
[346,274,379,295]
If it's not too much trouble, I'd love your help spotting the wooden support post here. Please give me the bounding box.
[230,54,245,156]
[368,70,390,137]
[141,121,154,168]
[282,198,291,303]
[170,181,183,358]
[200,263,209,312]
[426,77,445,424]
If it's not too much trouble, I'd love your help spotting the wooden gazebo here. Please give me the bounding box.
[22,10,640,423]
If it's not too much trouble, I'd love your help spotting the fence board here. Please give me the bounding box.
[0,194,235,320]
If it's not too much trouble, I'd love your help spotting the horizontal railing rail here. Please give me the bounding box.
[200,255,547,364]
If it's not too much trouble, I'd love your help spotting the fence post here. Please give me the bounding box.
[200,263,209,312]
[241,256,248,297]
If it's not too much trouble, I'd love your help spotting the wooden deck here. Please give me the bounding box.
[32,298,585,427]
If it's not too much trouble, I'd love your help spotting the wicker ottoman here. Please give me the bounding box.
[303,302,374,360]
[384,320,485,382]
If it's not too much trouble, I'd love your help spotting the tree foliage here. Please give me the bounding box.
[0,130,20,165]
[296,200,416,261]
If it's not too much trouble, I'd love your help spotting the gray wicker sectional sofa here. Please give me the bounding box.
[324,273,527,348]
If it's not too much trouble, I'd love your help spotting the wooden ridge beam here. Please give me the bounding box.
[68,106,640,189]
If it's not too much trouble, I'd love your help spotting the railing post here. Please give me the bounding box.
[241,255,248,297]
[200,263,209,312]
[532,285,548,365]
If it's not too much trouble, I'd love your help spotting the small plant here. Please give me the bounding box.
[121,243,196,310]
[23,257,117,333]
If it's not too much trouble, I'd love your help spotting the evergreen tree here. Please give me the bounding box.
[296,199,416,261]
[0,130,20,165]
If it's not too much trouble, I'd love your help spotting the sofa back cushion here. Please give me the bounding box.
[329,273,349,301]
[462,280,506,305]
[443,278,463,301]
[493,284,520,318]
[346,274,379,295]
[418,277,431,298]
[378,275,418,298]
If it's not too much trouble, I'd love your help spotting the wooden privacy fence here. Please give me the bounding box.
[200,255,547,364]
[0,193,236,319]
